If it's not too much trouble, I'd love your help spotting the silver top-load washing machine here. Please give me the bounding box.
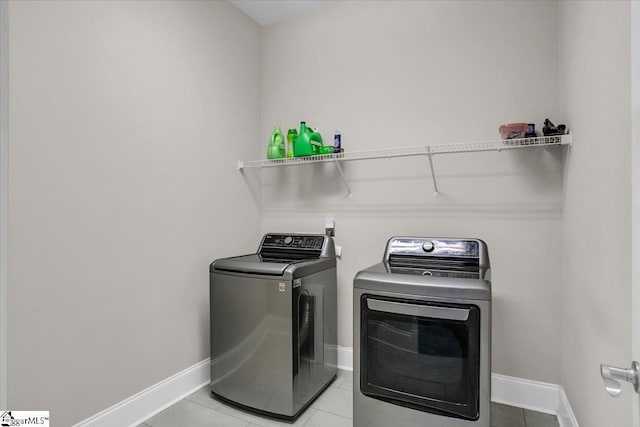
[354,237,491,427]
[210,233,337,421]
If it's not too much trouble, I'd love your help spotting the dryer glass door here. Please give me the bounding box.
[360,295,481,420]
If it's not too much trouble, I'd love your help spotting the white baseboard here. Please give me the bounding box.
[491,373,561,414]
[337,345,353,371]
[75,348,579,427]
[491,373,579,427]
[73,359,210,427]
[557,387,580,427]
[76,347,351,427]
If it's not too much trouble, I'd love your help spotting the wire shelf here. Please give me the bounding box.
[237,134,571,170]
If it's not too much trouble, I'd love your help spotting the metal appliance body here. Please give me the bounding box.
[210,233,337,421]
[354,237,491,427]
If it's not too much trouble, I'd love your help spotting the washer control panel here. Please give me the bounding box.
[262,234,325,250]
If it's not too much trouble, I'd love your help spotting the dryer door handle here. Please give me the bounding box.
[366,299,470,321]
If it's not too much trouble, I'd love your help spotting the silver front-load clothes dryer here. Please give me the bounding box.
[210,233,337,421]
[354,237,491,427]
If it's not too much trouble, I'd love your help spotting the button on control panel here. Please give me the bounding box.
[422,241,435,252]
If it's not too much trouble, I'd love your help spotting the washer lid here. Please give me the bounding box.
[212,254,292,276]
[210,233,336,276]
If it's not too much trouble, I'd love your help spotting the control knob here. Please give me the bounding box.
[422,241,435,252]
[284,236,293,245]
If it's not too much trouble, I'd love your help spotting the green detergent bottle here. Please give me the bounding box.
[267,126,285,159]
[293,122,323,157]
[286,129,297,158]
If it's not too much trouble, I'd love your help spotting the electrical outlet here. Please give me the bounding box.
[325,216,335,236]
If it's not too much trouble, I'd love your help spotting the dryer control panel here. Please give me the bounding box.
[383,236,489,278]
[386,238,479,258]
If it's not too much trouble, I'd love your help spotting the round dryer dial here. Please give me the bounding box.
[284,236,293,245]
[422,241,435,252]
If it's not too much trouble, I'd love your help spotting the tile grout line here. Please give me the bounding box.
[184,396,223,412]
[186,394,322,427]
[186,398,267,427]
[301,408,352,427]
[148,387,559,427]
[298,408,318,427]
[522,407,562,427]
[148,396,252,427]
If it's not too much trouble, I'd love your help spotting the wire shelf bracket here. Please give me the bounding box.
[333,160,352,197]
[426,145,439,197]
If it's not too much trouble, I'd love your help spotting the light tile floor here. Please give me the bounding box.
[139,370,559,427]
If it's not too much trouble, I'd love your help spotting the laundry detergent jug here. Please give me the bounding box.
[267,126,285,159]
[293,122,323,157]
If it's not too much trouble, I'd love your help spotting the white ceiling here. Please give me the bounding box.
[229,0,332,26]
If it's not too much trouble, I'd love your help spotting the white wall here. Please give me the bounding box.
[6,1,633,425]
[261,0,565,384]
[7,1,261,425]
[633,3,640,425]
[559,2,632,426]
[0,0,8,410]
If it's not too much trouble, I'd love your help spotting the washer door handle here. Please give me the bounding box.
[366,299,470,321]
